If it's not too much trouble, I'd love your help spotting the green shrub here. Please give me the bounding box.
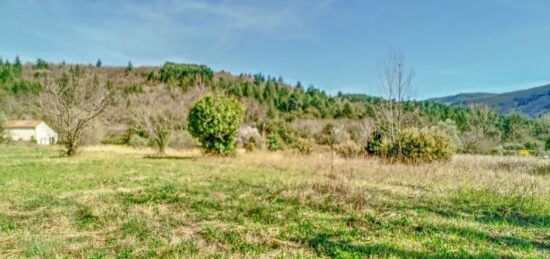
[523,141,539,150]
[292,138,313,154]
[381,128,455,164]
[366,131,383,155]
[266,133,284,151]
[503,143,525,150]
[546,136,550,151]
[187,94,244,156]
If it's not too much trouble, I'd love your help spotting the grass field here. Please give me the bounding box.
[0,145,549,258]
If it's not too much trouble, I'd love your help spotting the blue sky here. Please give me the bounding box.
[1,0,550,98]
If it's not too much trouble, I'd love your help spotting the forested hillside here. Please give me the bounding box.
[1,57,550,156]
[431,84,550,117]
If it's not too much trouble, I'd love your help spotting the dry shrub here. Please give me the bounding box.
[334,141,365,158]
[129,134,149,148]
[307,181,369,209]
[237,126,263,152]
[168,131,199,149]
[382,128,455,164]
[292,138,314,155]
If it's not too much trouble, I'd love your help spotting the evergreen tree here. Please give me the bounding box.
[96,59,102,68]
[14,56,22,71]
[126,60,133,71]
[34,58,49,69]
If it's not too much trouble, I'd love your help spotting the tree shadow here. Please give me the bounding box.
[416,224,550,251]
[408,202,550,229]
[143,155,195,160]
[307,232,484,258]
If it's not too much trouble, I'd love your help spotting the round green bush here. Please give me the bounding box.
[266,133,284,151]
[381,128,455,163]
[187,94,244,155]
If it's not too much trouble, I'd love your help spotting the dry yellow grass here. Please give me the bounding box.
[0,145,548,257]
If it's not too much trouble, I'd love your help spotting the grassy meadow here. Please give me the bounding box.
[0,145,549,258]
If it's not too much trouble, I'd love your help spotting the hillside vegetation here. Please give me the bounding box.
[0,146,548,257]
[1,57,550,156]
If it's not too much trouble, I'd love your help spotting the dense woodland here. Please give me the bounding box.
[1,56,549,157]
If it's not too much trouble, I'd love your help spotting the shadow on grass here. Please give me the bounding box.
[143,155,194,160]
[417,224,550,251]
[307,233,486,258]
[409,202,550,229]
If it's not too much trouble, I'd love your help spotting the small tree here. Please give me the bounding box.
[126,61,133,72]
[34,58,49,69]
[96,59,102,68]
[14,56,22,73]
[188,94,244,156]
[40,66,114,156]
[375,51,415,143]
[316,122,346,171]
[130,86,188,155]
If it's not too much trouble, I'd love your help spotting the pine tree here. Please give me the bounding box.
[126,60,133,71]
[14,56,22,68]
[96,59,102,68]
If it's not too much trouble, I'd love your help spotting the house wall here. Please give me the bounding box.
[8,129,36,142]
[6,123,58,145]
[35,123,58,145]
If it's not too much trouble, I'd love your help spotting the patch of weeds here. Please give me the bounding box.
[190,199,222,218]
[308,233,364,258]
[450,188,550,227]
[74,205,102,229]
[121,217,150,240]
[25,240,51,257]
[173,240,199,255]
[0,213,17,233]
[116,247,133,259]
[529,164,550,176]
[200,225,241,244]
[242,203,277,224]
[87,250,105,259]
[22,194,63,210]
[345,213,382,231]
[199,226,265,254]
[387,215,411,227]
[120,183,182,205]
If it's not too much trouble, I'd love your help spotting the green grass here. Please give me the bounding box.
[0,145,548,258]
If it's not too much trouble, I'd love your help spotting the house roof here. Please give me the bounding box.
[4,120,43,129]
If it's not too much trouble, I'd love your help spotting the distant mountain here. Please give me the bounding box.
[430,84,550,117]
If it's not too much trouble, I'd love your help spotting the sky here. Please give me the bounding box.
[1,0,550,98]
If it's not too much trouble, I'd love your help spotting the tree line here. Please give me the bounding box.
[1,56,550,159]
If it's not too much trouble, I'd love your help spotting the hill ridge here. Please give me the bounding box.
[430,84,550,117]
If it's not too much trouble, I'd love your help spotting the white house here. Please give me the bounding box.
[4,120,58,145]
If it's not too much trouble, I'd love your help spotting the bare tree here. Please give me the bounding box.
[375,51,416,142]
[40,66,114,156]
[129,86,203,155]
